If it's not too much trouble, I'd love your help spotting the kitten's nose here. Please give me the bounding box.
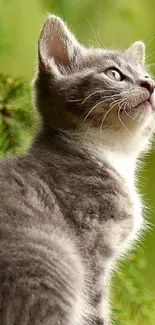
[140,80,155,95]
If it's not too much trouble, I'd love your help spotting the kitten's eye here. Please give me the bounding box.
[106,69,122,81]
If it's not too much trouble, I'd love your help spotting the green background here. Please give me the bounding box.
[0,0,155,322]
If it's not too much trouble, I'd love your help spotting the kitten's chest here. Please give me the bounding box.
[78,164,143,264]
[95,147,143,243]
[57,166,142,263]
[125,182,143,241]
[44,145,143,253]
[51,152,143,243]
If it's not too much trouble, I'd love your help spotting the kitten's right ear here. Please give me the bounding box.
[38,15,84,75]
[126,41,145,64]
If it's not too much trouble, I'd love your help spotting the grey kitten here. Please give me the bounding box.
[0,14,155,325]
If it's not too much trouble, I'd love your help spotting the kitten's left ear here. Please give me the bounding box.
[126,41,145,64]
[38,15,84,74]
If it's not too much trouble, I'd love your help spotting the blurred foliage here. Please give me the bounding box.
[0,21,10,56]
[0,0,155,324]
[0,74,34,155]
[112,250,155,325]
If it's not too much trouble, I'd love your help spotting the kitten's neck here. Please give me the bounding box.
[66,127,137,187]
[33,128,137,187]
[95,146,136,187]
[72,124,150,187]
[78,132,137,188]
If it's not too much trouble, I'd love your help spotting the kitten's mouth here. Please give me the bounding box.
[121,93,155,112]
[139,99,152,108]
[138,92,155,109]
[119,101,152,113]
[136,95,155,110]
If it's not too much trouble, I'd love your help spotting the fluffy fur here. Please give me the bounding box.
[0,14,155,325]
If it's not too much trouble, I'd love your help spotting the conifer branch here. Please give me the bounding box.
[0,74,35,155]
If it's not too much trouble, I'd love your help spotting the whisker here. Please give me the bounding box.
[114,98,125,109]
[82,91,119,105]
[67,98,82,102]
[82,97,113,124]
[99,106,115,135]
[97,16,107,50]
[117,105,132,136]
[68,90,119,105]
[84,114,99,137]
[146,62,155,68]
[146,35,155,48]
[109,98,125,111]
[88,39,100,47]
[122,100,136,121]
[124,100,138,121]
[82,90,104,105]
[124,108,136,121]
[86,20,101,47]
[146,49,155,61]
[103,80,121,90]
[99,98,123,134]
[122,100,137,121]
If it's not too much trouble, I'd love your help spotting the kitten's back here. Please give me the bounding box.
[0,215,86,325]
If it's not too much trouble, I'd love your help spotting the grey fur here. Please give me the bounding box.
[0,15,155,325]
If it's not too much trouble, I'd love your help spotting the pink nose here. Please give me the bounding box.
[140,80,155,95]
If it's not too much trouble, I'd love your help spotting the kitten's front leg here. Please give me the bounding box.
[94,317,104,325]
[90,287,111,325]
[96,295,111,325]
[95,296,111,325]
[92,312,109,325]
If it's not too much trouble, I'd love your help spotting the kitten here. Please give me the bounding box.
[0,14,155,325]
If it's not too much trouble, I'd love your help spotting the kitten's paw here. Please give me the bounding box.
[94,317,104,325]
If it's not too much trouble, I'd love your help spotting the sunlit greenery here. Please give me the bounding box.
[0,0,155,324]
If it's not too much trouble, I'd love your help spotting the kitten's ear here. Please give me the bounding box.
[126,41,145,64]
[38,15,83,74]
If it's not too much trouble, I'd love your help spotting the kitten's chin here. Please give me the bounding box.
[135,100,154,112]
[122,101,154,123]
[121,92,155,120]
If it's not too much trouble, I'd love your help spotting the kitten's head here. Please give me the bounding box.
[34,15,155,156]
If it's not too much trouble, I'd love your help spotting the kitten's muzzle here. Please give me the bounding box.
[140,80,154,95]
[148,92,155,107]
[140,79,155,108]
